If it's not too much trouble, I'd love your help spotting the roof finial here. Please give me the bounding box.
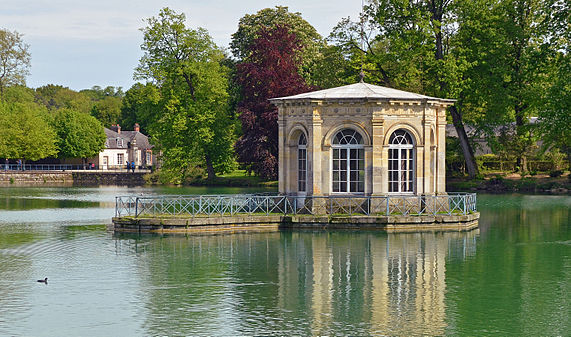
[359,70,365,83]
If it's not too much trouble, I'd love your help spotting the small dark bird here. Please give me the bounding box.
[37,277,48,284]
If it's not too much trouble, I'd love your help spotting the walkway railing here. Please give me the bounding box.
[1,164,151,172]
[115,193,477,218]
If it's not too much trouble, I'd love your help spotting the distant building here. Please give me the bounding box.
[446,117,540,156]
[95,123,155,169]
[270,82,455,196]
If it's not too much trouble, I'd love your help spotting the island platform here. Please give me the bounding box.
[113,193,479,233]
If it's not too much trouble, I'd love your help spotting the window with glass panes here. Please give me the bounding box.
[298,133,307,192]
[388,129,415,193]
[332,129,364,193]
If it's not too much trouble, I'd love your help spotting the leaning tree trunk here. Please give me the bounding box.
[449,106,479,178]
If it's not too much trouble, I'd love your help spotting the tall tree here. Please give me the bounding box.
[119,82,161,134]
[0,102,57,162]
[35,84,93,114]
[52,109,106,162]
[330,0,484,177]
[536,0,570,167]
[135,8,235,181]
[90,96,122,127]
[235,25,311,179]
[0,29,31,101]
[454,0,556,172]
[231,6,325,86]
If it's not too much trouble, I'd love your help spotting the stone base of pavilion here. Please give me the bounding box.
[112,212,479,234]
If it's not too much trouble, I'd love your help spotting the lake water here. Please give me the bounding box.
[0,186,569,336]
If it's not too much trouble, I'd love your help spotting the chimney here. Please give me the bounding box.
[111,124,121,134]
[134,123,140,132]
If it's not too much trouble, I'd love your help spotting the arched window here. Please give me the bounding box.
[388,129,415,193]
[332,129,364,193]
[298,133,307,192]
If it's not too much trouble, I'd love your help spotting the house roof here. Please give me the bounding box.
[269,82,456,104]
[104,128,152,150]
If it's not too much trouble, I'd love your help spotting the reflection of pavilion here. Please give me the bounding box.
[277,231,479,336]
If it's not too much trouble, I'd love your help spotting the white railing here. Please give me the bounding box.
[115,193,477,218]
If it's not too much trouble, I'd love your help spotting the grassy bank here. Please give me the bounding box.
[447,172,571,194]
[188,170,277,188]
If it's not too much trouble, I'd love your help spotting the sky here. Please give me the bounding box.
[1,0,362,91]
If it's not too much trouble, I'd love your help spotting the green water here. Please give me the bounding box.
[0,187,569,336]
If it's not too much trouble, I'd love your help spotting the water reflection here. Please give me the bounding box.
[120,230,478,336]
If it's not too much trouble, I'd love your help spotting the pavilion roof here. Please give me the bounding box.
[270,82,455,104]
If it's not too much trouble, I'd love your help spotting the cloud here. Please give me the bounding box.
[1,0,362,90]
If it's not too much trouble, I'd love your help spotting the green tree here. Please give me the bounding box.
[90,96,122,127]
[35,84,93,114]
[0,102,57,162]
[453,0,558,172]
[135,8,236,181]
[536,0,570,167]
[119,82,161,134]
[2,85,35,104]
[52,109,106,162]
[329,0,481,177]
[0,29,31,101]
[80,85,124,100]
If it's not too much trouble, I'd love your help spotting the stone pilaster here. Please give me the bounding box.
[423,119,431,194]
[277,107,286,194]
[309,105,323,196]
[371,108,385,194]
[437,110,447,193]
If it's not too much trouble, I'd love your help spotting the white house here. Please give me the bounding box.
[94,124,155,170]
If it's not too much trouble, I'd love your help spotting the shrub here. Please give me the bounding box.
[549,170,563,177]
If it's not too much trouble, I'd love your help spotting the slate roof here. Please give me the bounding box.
[269,82,456,103]
[104,128,152,150]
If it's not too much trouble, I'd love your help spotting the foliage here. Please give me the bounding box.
[537,52,570,167]
[2,85,35,104]
[0,102,57,161]
[51,109,106,160]
[307,44,354,88]
[34,84,93,114]
[119,82,161,134]
[80,85,124,100]
[328,0,566,176]
[230,6,325,85]
[453,0,560,170]
[90,96,122,127]
[0,29,31,101]
[235,25,311,179]
[135,8,236,182]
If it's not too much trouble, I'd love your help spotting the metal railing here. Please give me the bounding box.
[115,193,477,218]
[1,164,152,172]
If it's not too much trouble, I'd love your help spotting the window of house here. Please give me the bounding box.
[332,129,364,193]
[298,133,307,192]
[388,129,415,193]
[117,153,124,166]
[146,152,152,165]
[117,138,123,148]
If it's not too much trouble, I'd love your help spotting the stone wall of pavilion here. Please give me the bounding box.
[277,99,449,196]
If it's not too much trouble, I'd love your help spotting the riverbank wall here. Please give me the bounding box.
[0,171,146,186]
[112,213,480,234]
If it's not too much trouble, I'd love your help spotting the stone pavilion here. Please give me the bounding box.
[270,82,455,197]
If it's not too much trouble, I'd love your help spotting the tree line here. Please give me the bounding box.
[1,1,568,181]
